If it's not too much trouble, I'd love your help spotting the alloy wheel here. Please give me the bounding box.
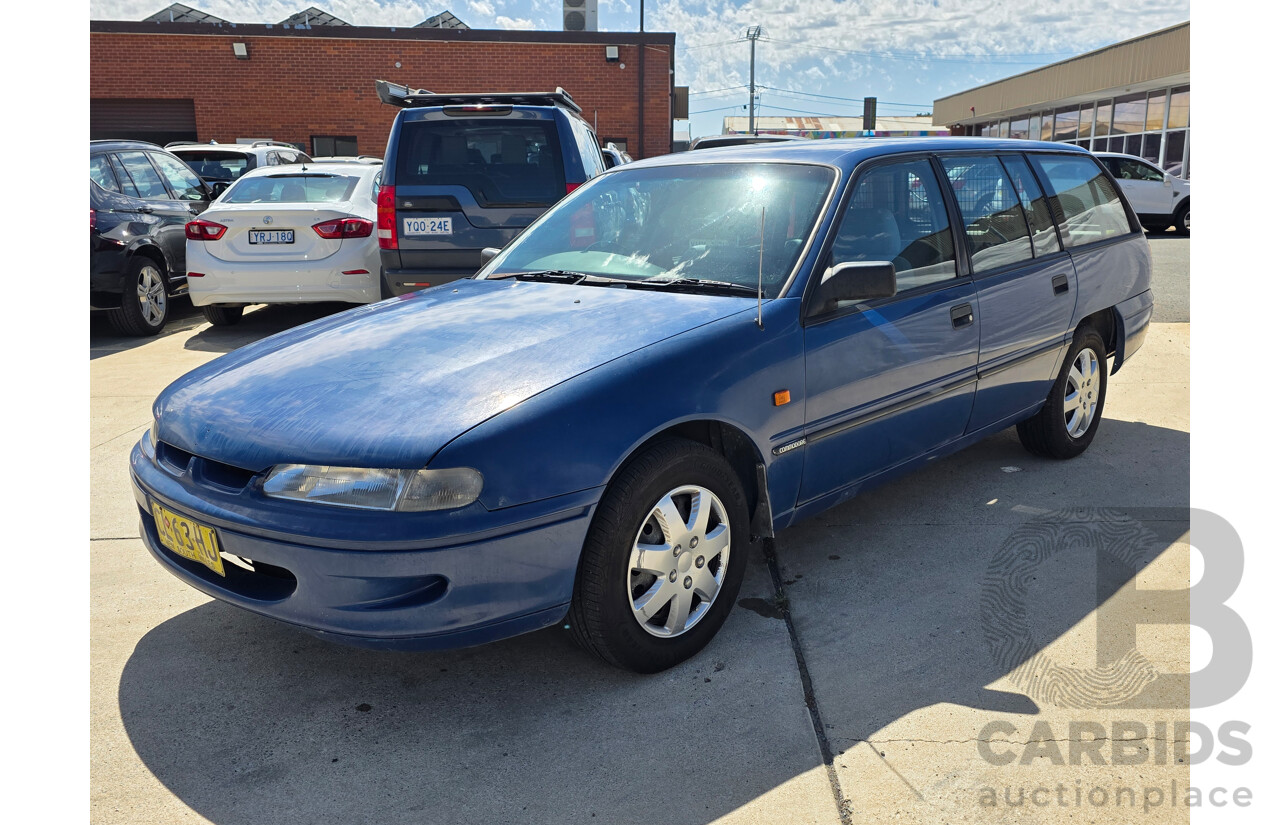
[1064,348,1100,438]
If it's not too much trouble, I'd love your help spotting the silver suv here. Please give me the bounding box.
[166,140,312,195]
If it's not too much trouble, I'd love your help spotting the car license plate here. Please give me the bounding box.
[150,501,225,577]
[249,230,295,244]
[403,217,452,236]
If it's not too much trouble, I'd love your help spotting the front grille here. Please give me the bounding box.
[156,440,258,492]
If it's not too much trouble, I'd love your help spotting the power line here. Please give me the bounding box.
[684,38,745,51]
[689,103,750,115]
[757,85,931,109]
[689,85,749,96]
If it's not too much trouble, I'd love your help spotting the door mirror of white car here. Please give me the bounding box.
[1164,173,1173,186]
[813,261,897,315]
[480,247,501,265]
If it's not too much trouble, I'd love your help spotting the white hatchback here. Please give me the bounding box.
[185,162,385,325]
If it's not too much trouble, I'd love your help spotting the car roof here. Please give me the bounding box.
[90,139,168,153]
[628,137,1092,171]
[168,141,302,154]
[1093,151,1157,162]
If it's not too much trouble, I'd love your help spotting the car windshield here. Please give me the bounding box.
[221,173,361,204]
[171,151,250,181]
[484,162,835,298]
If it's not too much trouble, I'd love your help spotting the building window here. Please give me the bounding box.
[312,135,358,157]
[1146,90,1167,132]
[1094,100,1112,137]
[1078,103,1095,141]
[1053,108,1079,141]
[1168,86,1190,129]
[1040,112,1054,141]
[1112,93,1147,135]
[1010,117,1030,140]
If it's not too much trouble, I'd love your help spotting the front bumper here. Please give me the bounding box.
[130,437,600,650]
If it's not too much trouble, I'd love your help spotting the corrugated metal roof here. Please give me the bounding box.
[279,7,351,27]
[143,3,227,24]
[934,22,1189,126]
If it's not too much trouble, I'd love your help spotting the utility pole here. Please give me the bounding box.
[746,26,762,135]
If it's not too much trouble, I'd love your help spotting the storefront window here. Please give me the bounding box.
[1094,100,1112,137]
[1112,93,1146,134]
[1053,108,1078,141]
[1141,134,1162,165]
[1028,114,1040,141]
[1163,130,1187,176]
[1010,117,1030,139]
[1146,90,1167,131]
[999,121,1010,138]
[1078,104,1094,140]
[1040,112,1054,141]
[1168,85,1189,129]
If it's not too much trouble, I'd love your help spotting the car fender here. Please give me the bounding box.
[428,297,810,522]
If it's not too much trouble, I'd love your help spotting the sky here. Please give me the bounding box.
[90,0,1192,138]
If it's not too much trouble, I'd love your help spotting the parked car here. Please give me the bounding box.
[373,81,606,296]
[601,142,632,169]
[687,133,805,150]
[1094,152,1189,234]
[309,156,383,165]
[91,139,217,335]
[131,138,1153,672]
[166,140,312,194]
[184,161,385,326]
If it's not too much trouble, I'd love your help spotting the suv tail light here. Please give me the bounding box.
[377,185,397,249]
[186,219,227,241]
[313,218,374,239]
[566,182,582,194]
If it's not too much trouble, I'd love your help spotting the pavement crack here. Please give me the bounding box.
[762,537,854,825]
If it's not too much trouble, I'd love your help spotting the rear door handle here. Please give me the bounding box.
[950,303,974,328]
[1052,274,1070,295]
[137,206,154,214]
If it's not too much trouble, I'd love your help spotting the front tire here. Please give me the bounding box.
[201,305,244,326]
[1172,201,1190,235]
[1017,327,1108,459]
[569,438,751,672]
[108,256,169,336]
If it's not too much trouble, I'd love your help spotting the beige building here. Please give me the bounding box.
[934,22,1190,177]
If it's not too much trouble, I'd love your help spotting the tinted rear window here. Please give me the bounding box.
[1029,154,1133,248]
[394,118,566,206]
[222,174,360,204]
[172,151,250,181]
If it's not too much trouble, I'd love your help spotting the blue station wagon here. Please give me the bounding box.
[130,138,1154,672]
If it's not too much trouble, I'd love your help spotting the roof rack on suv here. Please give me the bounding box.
[248,140,303,149]
[374,79,581,114]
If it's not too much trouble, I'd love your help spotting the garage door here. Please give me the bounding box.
[91,98,197,145]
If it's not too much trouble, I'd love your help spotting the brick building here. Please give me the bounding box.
[89,16,677,159]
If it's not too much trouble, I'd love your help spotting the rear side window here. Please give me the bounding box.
[150,153,206,201]
[222,174,360,204]
[108,156,139,197]
[570,117,605,178]
[941,155,1034,274]
[999,155,1062,257]
[835,158,957,291]
[394,118,566,206]
[116,151,171,200]
[90,155,120,193]
[1029,154,1133,248]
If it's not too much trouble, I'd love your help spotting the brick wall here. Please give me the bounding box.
[89,28,674,159]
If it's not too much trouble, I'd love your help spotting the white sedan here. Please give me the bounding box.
[185,162,385,325]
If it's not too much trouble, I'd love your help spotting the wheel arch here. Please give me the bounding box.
[126,242,171,284]
[612,418,774,540]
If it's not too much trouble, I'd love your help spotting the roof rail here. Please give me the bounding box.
[164,141,203,148]
[374,79,581,114]
[249,140,302,149]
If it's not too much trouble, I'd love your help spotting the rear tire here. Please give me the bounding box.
[1017,327,1108,459]
[107,256,169,337]
[1172,201,1190,235]
[202,305,244,326]
[569,438,751,673]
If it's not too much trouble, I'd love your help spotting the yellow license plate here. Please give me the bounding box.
[151,501,225,577]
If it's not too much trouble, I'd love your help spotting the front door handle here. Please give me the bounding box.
[1052,274,1070,295]
[137,206,154,214]
[950,303,974,328]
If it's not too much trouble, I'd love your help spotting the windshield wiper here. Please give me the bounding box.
[488,270,633,286]
[637,277,760,297]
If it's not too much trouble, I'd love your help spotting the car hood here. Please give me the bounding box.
[154,279,755,471]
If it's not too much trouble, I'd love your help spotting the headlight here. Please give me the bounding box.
[262,465,483,512]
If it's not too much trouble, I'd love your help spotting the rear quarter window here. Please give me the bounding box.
[1028,154,1133,248]
[394,117,567,206]
[90,155,120,193]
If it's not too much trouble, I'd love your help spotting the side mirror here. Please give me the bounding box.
[480,247,501,265]
[208,180,231,199]
[813,261,897,314]
[1163,173,1173,186]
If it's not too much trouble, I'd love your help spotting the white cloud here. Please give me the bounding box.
[494,15,534,29]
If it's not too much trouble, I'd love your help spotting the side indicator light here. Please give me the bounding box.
[773,390,791,406]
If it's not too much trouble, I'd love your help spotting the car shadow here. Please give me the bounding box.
[89,297,205,360]
[115,421,1187,824]
[182,303,357,354]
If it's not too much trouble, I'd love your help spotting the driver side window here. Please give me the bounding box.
[832,159,957,291]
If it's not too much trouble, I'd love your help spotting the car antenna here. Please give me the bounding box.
[756,206,765,329]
